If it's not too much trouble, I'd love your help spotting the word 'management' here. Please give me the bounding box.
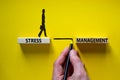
[76,38,108,43]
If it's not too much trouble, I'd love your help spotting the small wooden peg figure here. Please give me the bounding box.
[38,9,47,37]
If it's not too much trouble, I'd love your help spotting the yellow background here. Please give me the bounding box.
[0,0,120,80]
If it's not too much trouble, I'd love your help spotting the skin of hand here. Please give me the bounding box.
[52,47,89,80]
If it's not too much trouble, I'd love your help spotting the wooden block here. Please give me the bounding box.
[18,37,50,44]
[76,38,108,43]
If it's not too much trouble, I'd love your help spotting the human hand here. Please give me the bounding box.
[52,47,89,80]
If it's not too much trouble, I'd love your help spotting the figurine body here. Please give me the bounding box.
[38,9,47,37]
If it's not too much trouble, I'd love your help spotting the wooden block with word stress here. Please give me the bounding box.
[18,37,50,44]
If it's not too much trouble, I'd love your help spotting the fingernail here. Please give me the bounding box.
[70,49,77,56]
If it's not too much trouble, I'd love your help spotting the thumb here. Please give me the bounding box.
[69,50,84,73]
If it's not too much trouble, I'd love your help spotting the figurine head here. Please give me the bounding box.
[42,9,45,13]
